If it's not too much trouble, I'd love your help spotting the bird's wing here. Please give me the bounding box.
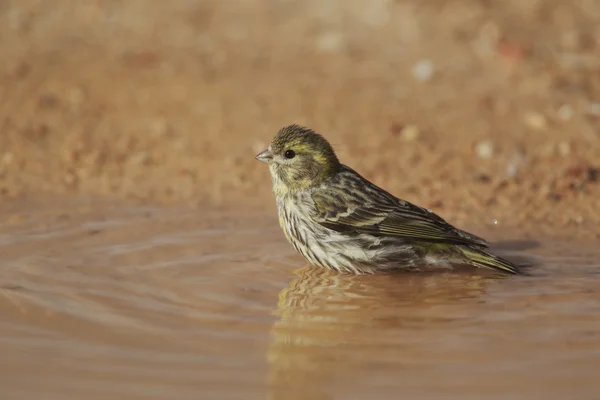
[310,181,488,247]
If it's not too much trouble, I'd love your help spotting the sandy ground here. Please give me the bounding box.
[0,0,599,239]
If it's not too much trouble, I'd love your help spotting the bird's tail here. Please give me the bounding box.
[458,246,520,275]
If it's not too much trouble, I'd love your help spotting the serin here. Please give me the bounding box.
[256,124,519,275]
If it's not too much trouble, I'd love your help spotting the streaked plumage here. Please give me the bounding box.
[256,124,519,275]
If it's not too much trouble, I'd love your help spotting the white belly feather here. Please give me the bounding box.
[276,195,384,273]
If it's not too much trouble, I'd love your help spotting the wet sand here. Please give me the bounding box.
[1,196,599,399]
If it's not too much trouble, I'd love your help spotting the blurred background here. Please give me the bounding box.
[0,0,598,235]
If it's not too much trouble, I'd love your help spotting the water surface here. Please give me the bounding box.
[0,199,599,400]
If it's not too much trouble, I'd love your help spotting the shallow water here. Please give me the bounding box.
[1,198,599,400]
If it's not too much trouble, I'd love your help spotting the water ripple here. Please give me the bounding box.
[0,202,599,399]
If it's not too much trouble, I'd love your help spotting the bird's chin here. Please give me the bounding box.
[269,164,283,180]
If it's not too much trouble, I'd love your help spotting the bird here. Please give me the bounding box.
[255,124,519,275]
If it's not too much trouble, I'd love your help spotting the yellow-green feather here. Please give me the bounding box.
[459,247,519,274]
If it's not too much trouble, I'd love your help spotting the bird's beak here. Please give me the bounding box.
[255,149,273,163]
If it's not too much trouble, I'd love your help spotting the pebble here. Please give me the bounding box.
[472,21,500,58]
[361,1,391,27]
[588,103,600,117]
[64,171,78,187]
[316,31,344,53]
[560,30,582,50]
[129,152,149,166]
[506,159,519,178]
[2,152,14,165]
[497,41,525,63]
[523,111,547,130]
[401,125,420,141]
[68,86,85,106]
[412,59,434,82]
[506,148,527,178]
[475,140,494,159]
[149,118,168,137]
[557,104,574,121]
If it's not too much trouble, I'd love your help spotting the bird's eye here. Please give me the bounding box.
[284,150,296,159]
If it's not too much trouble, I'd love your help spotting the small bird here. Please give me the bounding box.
[255,124,519,275]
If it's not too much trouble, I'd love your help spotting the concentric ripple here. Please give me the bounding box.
[0,198,599,400]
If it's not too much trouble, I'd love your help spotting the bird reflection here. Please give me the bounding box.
[266,265,502,399]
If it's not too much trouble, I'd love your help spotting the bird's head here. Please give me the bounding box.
[256,125,341,196]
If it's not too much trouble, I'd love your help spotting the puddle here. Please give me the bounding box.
[0,197,599,399]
